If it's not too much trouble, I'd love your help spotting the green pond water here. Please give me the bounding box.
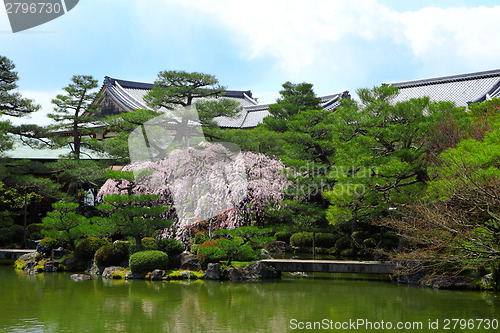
[1,266,499,333]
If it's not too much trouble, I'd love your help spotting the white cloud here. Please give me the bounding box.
[158,0,500,82]
[4,90,59,126]
[164,0,398,74]
[400,6,500,69]
[157,0,396,74]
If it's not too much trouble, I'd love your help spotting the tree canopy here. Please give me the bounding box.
[0,55,39,118]
[144,70,241,136]
[48,75,102,160]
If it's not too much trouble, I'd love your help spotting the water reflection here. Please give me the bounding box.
[0,267,499,332]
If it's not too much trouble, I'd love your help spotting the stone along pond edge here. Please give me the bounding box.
[10,250,498,290]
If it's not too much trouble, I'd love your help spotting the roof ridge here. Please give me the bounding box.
[242,92,258,105]
[106,77,155,90]
[385,69,500,88]
[114,81,148,109]
[106,77,255,96]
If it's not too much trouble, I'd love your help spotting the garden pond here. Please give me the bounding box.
[0,266,499,332]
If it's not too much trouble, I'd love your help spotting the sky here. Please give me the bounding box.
[2,0,500,125]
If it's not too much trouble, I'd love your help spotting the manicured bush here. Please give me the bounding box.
[75,237,110,261]
[129,250,169,274]
[334,237,351,253]
[157,238,184,257]
[94,242,129,267]
[27,223,44,240]
[289,232,339,248]
[363,238,377,248]
[38,237,61,253]
[141,237,158,251]
[274,231,292,244]
[197,240,224,268]
[216,238,258,264]
[315,233,339,248]
[290,232,313,247]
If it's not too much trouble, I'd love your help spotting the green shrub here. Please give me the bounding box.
[197,240,224,268]
[274,231,292,244]
[129,250,169,274]
[315,233,339,248]
[216,238,258,263]
[75,237,110,261]
[158,238,184,257]
[334,237,351,253]
[27,223,44,240]
[39,237,61,253]
[363,238,377,248]
[141,237,158,251]
[94,242,129,267]
[290,232,313,247]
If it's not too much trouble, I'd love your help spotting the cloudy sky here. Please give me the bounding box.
[2,0,500,125]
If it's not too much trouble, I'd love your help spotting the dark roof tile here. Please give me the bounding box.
[385,69,500,107]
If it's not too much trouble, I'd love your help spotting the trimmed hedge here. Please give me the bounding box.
[290,232,339,248]
[196,240,224,268]
[274,231,292,244]
[157,238,184,257]
[290,232,313,247]
[315,233,339,248]
[141,237,158,251]
[38,237,61,253]
[94,242,129,267]
[75,237,110,261]
[27,223,44,240]
[129,250,169,274]
[334,237,351,253]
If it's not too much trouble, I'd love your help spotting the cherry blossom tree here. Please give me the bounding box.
[98,143,287,238]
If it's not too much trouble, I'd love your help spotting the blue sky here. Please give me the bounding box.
[2,0,500,125]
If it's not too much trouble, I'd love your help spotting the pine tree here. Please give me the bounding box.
[144,70,241,140]
[0,55,39,118]
[48,75,101,160]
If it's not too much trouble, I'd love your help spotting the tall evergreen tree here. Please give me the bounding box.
[47,75,108,201]
[262,81,322,132]
[259,82,333,230]
[0,55,40,154]
[325,85,434,227]
[48,75,101,160]
[0,55,39,118]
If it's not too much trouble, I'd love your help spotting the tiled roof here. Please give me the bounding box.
[215,91,349,129]
[100,77,258,114]
[320,91,350,111]
[99,77,348,129]
[384,69,500,107]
